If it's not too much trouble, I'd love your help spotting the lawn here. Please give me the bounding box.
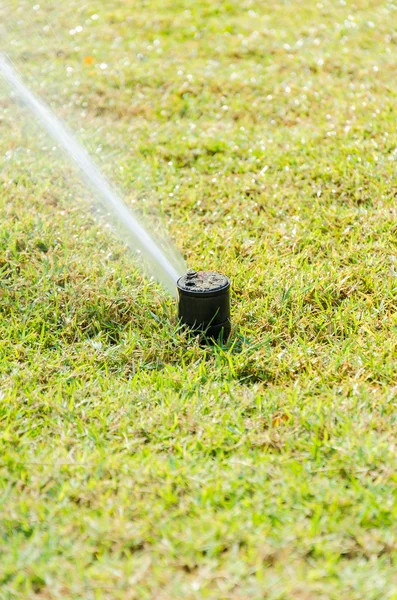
[1,0,397,598]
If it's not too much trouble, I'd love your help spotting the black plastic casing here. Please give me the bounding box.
[177,271,231,341]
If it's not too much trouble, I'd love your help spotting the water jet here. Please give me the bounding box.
[0,53,184,295]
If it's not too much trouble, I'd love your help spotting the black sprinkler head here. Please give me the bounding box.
[177,270,231,342]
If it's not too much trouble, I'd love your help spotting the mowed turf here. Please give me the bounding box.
[1,0,397,598]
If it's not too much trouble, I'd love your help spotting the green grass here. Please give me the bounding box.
[1,0,397,597]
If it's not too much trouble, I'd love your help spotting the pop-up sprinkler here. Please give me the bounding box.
[177,270,231,341]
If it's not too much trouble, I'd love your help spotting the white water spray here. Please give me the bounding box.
[0,53,185,295]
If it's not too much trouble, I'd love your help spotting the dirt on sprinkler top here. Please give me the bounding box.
[178,270,230,293]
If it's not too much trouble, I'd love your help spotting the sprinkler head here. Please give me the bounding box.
[177,270,231,342]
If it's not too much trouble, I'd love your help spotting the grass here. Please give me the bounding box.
[1,0,397,597]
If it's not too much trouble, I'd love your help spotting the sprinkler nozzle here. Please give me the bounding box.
[177,271,231,342]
